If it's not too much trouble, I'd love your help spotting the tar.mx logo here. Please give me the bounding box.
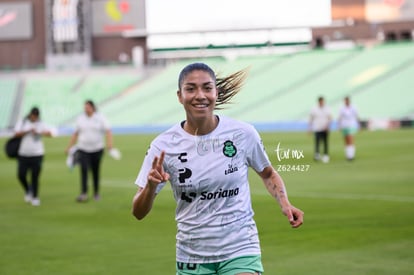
[274,142,310,172]
[274,142,305,162]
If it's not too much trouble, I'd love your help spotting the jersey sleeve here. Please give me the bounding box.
[353,106,359,118]
[134,141,166,194]
[74,116,82,133]
[246,125,271,173]
[338,107,345,128]
[14,120,24,132]
[100,114,111,131]
[37,121,56,136]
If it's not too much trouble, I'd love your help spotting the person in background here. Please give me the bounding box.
[338,96,360,161]
[309,96,332,163]
[65,100,113,202]
[132,62,304,275]
[14,107,54,206]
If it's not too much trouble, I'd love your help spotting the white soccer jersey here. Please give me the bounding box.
[15,119,51,157]
[338,105,359,129]
[75,112,110,152]
[310,106,331,132]
[135,116,271,263]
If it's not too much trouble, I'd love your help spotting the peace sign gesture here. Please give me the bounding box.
[147,151,170,187]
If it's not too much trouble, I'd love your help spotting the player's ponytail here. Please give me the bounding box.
[215,68,248,109]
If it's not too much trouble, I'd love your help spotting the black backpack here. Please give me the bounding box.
[4,136,22,158]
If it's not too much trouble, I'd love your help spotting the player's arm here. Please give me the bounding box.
[37,124,54,137]
[355,109,362,129]
[257,166,304,228]
[132,151,170,220]
[65,131,79,154]
[132,186,157,220]
[14,122,33,137]
[14,129,32,137]
[308,113,313,133]
[337,110,343,130]
[105,129,113,150]
[327,112,333,131]
[38,130,53,137]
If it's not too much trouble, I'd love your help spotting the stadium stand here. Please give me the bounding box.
[338,60,414,120]
[1,41,413,133]
[0,78,19,129]
[291,42,414,121]
[330,44,414,120]
[21,75,81,126]
[219,49,358,123]
[17,71,142,128]
[101,42,414,131]
[98,63,184,127]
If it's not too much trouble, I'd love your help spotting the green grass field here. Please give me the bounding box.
[1,129,413,275]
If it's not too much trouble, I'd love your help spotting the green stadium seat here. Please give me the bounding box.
[0,78,19,129]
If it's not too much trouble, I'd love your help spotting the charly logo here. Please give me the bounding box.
[223,140,237,157]
[178,152,188,162]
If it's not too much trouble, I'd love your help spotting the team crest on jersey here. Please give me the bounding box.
[223,140,237,157]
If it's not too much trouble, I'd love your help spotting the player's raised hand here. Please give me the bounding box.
[147,151,170,187]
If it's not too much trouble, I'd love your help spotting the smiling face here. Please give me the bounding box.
[177,69,218,126]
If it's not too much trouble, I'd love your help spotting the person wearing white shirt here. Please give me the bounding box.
[309,96,332,163]
[65,100,113,202]
[14,107,54,206]
[338,96,360,161]
[132,63,304,275]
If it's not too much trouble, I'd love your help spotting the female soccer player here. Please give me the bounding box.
[338,96,360,161]
[65,100,114,202]
[14,107,54,206]
[132,62,304,274]
[308,96,332,163]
